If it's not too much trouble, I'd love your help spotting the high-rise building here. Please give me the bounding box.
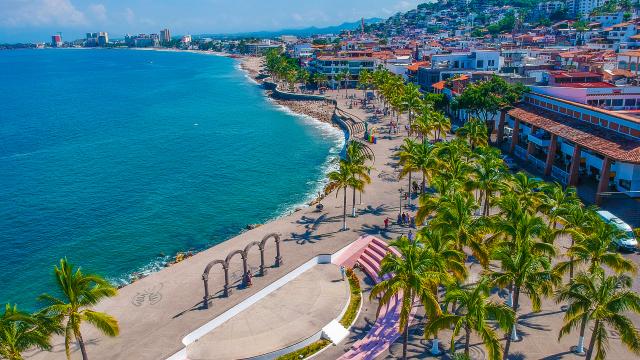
[160,28,171,44]
[85,32,109,47]
[51,33,62,47]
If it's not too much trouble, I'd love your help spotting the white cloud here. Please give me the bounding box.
[124,7,135,25]
[0,0,87,27]
[89,3,107,22]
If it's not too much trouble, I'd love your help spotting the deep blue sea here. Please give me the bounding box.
[0,49,343,309]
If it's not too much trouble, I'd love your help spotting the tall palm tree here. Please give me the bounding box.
[506,172,546,214]
[489,232,558,360]
[370,236,444,360]
[557,203,598,281]
[334,72,345,93]
[402,83,423,132]
[556,219,637,277]
[456,118,488,150]
[345,140,373,215]
[397,138,420,207]
[431,191,489,266]
[0,305,58,360]
[431,111,451,141]
[411,110,436,141]
[467,147,506,216]
[541,183,580,230]
[340,70,350,96]
[556,272,640,360]
[326,159,359,231]
[425,278,515,360]
[39,258,119,360]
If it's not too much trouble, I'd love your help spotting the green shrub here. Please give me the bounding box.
[275,339,331,360]
[339,268,362,327]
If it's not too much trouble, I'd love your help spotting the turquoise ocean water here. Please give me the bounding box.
[0,49,344,309]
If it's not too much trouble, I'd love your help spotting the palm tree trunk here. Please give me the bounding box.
[422,173,426,194]
[504,286,521,360]
[585,320,600,360]
[352,187,357,217]
[75,331,89,360]
[569,237,575,281]
[408,172,412,207]
[403,320,409,360]
[576,314,588,354]
[484,192,491,216]
[465,326,471,357]
[342,187,347,230]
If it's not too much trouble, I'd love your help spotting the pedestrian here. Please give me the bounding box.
[408,230,414,243]
[384,217,389,229]
[245,270,253,287]
[340,265,346,281]
[401,212,406,225]
[410,216,416,228]
[397,213,402,225]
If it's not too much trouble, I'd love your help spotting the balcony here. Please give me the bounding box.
[528,132,551,147]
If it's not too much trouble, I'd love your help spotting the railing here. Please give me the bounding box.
[528,154,546,172]
[514,145,527,160]
[551,166,569,184]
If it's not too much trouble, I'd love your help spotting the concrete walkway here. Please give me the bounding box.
[25,89,414,360]
[187,264,348,360]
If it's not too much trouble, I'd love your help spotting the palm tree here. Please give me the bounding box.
[542,182,580,230]
[467,147,506,216]
[425,278,515,360]
[402,83,423,132]
[345,140,373,215]
[370,236,443,360]
[411,109,436,141]
[39,258,119,360]
[556,203,598,281]
[340,70,350,96]
[489,229,558,360]
[431,191,489,266]
[505,172,546,214]
[431,111,451,141]
[0,305,58,360]
[556,272,640,360]
[397,138,420,207]
[456,118,488,150]
[557,218,637,277]
[326,160,358,231]
[334,72,345,93]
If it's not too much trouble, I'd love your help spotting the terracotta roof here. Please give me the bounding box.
[407,61,430,71]
[432,81,445,90]
[508,104,640,164]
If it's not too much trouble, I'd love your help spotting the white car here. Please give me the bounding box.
[597,210,638,251]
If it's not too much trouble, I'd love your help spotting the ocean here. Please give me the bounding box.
[0,48,344,309]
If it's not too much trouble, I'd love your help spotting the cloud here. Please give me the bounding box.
[0,0,87,27]
[89,3,107,22]
[124,7,135,24]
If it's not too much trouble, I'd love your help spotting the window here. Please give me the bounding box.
[619,179,631,190]
[488,60,495,67]
[625,98,637,106]
[477,60,484,68]
[612,99,623,107]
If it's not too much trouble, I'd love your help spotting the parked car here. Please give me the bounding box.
[596,210,638,251]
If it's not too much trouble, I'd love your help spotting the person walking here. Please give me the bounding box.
[408,230,414,243]
[401,212,407,225]
[340,265,346,281]
[384,217,389,230]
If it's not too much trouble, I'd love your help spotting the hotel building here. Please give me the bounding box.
[312,56,379,89]
[496,90,640,203]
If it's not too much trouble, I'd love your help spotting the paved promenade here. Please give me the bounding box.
[25,89,412,360]
[25,87,640,360]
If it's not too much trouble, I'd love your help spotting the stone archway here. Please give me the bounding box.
[260,233,282,267]
[243,241,264,276]
[202,259,229,309]
[225,249,248,288]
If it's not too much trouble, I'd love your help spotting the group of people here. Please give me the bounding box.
[383,212,415,230]
[388,121,400,134]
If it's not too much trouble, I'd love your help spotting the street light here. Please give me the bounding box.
[398,187,404,220]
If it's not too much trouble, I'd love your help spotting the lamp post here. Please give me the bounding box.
[398,187,404,219]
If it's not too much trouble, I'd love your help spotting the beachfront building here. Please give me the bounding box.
[51,33,62,48]
[160,28,171,44]
[85,32,109,47]
[244,39,283,55]
[496,91,640,203]
[417,50,502,90]
[311,56,379,89]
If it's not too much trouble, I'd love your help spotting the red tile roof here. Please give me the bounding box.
[508,104,640,164]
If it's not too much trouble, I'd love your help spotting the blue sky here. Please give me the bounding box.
[0,0,426,43]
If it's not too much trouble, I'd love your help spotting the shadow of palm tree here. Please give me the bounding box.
[358,204,392,216]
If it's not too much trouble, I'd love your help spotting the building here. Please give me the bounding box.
[244,39,282,54]
[312,56,378,88]
[181,35,192,45]
[567,0,606,18]
[537,1,565,14]
[125,34,159,48]
[495,91,640,203]
[280,35,298,44]
[160,29,171,44]
[85,32,109,47]
[418,50,502,90]
[51,33,62,48]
